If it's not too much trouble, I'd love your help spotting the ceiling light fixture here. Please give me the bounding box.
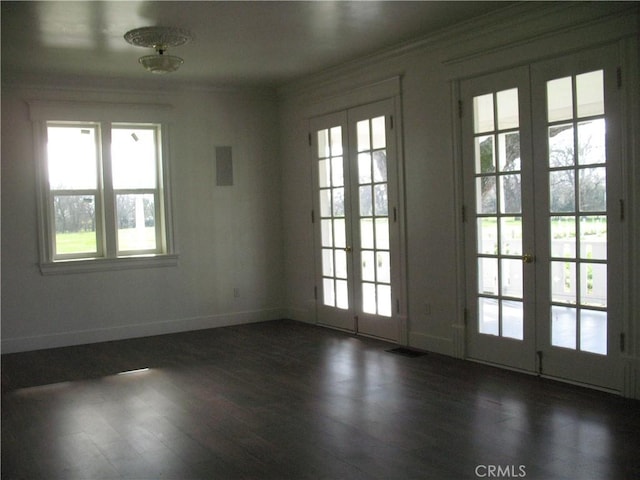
[124,26,192,74]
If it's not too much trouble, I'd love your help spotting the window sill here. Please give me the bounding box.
[39,254,179,276]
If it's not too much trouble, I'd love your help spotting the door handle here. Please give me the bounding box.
[523,253,535,264]
[344,246,352,253]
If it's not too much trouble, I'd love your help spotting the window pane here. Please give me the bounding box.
[336,279,349,309]
[580,310,607,355]
[319,189,331,217]
[498,132,520,172]
[333,219,346,248]
[551,261,576,304]
[374,184,388,216]
[375,218,389,250]
[478,257,498,295]
[318,159,330,188]
[112,127,157,189]
[476,176,496,214]
[579,216,606,260]
[475,135,495,174]
[376,251,390,284]
[371,117,386,149]
[578,119,605,165]
[576,70,604,118]
[550,216,576,258]
[548,124,574,168]
[358,153,372,184]
[331,157,344,187]
[360,219,374,249]
[473,94,494,133]
[317,129,329,158]
[47,125,98,189]
[377,284,392,317]
[362,282,376,314]
[322,249,333,276]
[321,219,333,247]
[497,88,519,130]
[361,250,375,282]
[335,250,347,279]
[502,300,523,340]
[372,151,387,182]
[547,76,573,122]
[579,167,606,212]
[116,194,156,251]
[477,217,497,255]
[54,195,97,255]
[479,297,499,335]
[357,120,370,152]
[549,170,575,213]
[499,174,521,214]
[332,187,345,217]
[501,259,522,298]
[581,263,607,308]
[330,127,342,156]
[323,278,335,307]
[500,216,522,256]
[551,305,576,349]
[359,186,372,216]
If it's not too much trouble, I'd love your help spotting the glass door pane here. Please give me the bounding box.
[356,116,392,317]
[546,70,608,355]
[473,88,524,340]
[317,125,349,310]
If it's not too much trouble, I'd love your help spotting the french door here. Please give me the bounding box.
[310,99,402,342]
[462,45,623,391]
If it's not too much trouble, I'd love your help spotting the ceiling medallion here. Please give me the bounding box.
[124,26,192,74]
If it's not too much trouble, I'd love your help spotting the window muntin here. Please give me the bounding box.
[44,121,168,262]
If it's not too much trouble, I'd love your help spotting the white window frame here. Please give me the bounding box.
[30,101,178,275]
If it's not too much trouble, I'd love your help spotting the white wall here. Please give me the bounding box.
[1,82,284,352]
[278,3,640,394]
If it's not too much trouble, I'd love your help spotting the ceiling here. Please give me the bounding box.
[2,1,513,88]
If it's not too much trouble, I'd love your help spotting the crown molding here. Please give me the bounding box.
[1,71,278,100]
[278,2,637,100]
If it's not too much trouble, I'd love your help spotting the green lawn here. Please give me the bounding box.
[56,227,156,255]
[55,231,97,255]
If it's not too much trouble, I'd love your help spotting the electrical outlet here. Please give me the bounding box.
[233,288,240,298]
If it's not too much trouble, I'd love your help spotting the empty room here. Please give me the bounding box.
[2,1,639,479]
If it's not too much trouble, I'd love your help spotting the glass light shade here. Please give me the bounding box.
[138,54,184,74]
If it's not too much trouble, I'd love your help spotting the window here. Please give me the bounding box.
[31,101,176,274]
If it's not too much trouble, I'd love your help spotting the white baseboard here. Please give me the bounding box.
[1,308,285,354]
[409,331,454,357]
[282,303,316,325]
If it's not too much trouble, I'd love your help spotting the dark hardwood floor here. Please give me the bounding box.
[2,319,639,479]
